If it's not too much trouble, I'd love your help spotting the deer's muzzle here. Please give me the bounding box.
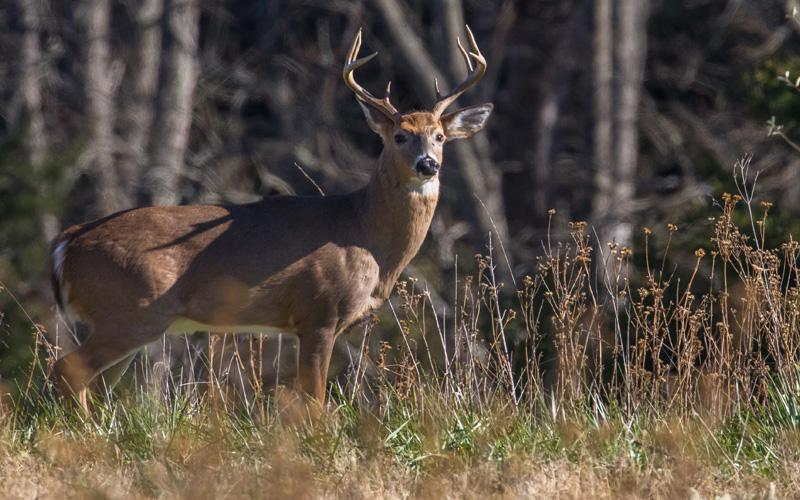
[415,156,440,177]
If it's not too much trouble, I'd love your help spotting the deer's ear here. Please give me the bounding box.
[358,99,395,137]
[441,103,493,140]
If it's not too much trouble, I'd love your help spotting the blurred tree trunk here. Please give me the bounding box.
[18,0,47,170]
[438,0,510,257]
[145,0,200,206]
[610,0,648,247]
[78,0,122,216]
[592,0,614,248]
[533,4,588,220]
[17,0,57,240]
[592,0,649,250]
[117,0,164,206]
[439,0,466,81]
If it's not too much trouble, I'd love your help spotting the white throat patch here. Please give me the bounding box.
[407,176,440,197]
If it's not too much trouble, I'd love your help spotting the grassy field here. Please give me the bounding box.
[0,388,794,498]
[2,181,800,498]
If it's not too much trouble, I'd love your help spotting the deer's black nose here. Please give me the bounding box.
[415,156,440,177]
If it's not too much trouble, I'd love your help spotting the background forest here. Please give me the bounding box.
[4,1,800,497]
[3,0,800,379]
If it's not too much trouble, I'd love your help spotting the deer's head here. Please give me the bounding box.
[343,27,493,190]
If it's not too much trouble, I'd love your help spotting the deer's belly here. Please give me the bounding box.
[165,317,291,335]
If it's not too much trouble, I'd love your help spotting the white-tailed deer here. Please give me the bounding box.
[50,27,493,410]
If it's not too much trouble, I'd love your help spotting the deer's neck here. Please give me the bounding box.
[359,153,439,299]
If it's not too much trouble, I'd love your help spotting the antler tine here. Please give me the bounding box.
[342,28,399,118]
[456,38,474,72]
[432,24,487,118]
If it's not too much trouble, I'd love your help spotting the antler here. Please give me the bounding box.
[432,25,487,118]
[343,28,399,119]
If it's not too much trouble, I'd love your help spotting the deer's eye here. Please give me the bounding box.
[394,133,407,144]
[435,133,445,142]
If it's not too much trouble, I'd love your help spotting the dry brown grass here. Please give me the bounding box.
[0,438,789,499]
[3,159,800,498]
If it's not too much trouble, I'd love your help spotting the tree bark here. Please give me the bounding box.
[533,4,588,219]
[78,0,121,216]
[609,0,648,248]
[18,0,47,170]
[17,0,58,241]
[145,0,200,206]
[591,0,614,246]
[439,0,466,84]
[591,0,649,249]
[117,0,164,207]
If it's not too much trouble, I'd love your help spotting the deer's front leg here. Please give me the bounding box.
[296,328,335,403]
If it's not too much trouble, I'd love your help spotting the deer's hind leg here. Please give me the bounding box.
[53,320,164,413]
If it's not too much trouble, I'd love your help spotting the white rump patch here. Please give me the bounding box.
[51,240,81,322]
[53,240,68,285]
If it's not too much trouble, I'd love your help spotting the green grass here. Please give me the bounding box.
[0,366,795,497]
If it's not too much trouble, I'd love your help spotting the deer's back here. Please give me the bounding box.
[52,195,381,331]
